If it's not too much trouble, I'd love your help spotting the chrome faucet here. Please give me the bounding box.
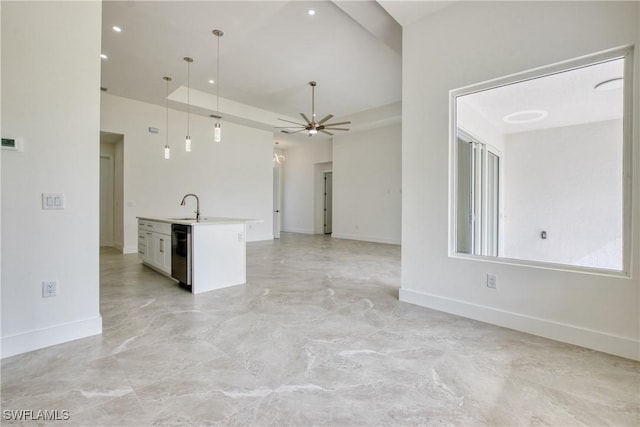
[180,193,200,221]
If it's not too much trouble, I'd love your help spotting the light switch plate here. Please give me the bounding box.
[42,193,65,210]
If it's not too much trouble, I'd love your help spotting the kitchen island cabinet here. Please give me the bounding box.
[138,219,171,276]
[137,216,257,294]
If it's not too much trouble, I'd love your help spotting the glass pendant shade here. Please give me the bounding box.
[185,136,191,152]
[214,123,221,143]
[164,145,170,159]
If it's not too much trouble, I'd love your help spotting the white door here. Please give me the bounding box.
[273,166,282,238]
[100,155,114,246]
[324,171,333,234]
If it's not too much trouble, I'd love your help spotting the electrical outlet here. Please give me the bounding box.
[486,274,497,289]
[42,281,57,298]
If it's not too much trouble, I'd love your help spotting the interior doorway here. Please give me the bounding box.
[324,171,333,234]
[100,155,114,246]
[273,164,282,239]
[100,131,125,251]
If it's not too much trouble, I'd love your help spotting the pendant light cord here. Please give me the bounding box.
[216,34,220,123]
[166,78,169,146]
[187,60,190,134]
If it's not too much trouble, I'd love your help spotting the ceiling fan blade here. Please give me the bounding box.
[300,113,312,125]
[324,121,351,127]
[323,127,350,131]
[278,118,307,126]
[275,127,305,129]
[318,114,334,125]
[288,128,307,135]
[319,130,334,136]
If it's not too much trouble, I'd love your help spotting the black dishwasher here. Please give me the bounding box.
[171,224,192,288]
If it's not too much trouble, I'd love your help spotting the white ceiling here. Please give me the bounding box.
[100,0,411,141]
[378,0,454,26]
[101,1,623,145]
[459,58,625,135]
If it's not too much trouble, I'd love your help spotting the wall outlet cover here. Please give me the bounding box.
[42,281,57,297]
[487,274,497,289]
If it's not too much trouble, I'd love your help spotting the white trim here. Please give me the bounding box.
[1,316,103,359]
[123,244,138,254]
[399,288,639,361]
[331,233,400,245]
[281,228,315,235]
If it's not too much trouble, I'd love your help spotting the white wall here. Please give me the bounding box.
[332,124,402,244]
[100,94,274,253]
[457,99,506,152]
[1,1,103,358]
[281,140,332,234]
[505,120,623,270]
[401,1,639,360]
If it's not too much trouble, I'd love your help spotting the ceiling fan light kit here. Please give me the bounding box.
[277,81,351,137]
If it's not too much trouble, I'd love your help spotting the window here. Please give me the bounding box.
[450,47,633,275]
[456,131,501,257]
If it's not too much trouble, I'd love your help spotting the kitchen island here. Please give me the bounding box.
[137,216,258,295]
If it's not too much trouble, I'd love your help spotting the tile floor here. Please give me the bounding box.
[1,233,639,426]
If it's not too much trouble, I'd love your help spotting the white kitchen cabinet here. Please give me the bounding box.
[138,219,171,276]
[138,216,259,294]
[152,232,171,273]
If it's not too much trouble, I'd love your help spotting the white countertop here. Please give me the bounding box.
[138,216,261,226]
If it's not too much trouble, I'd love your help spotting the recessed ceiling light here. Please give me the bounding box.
[100,53,108,59]
[112,26,122,33]
[503,110,548,124]
[208,79,215,84]
[594,77,623,91]
[308,9,316,16]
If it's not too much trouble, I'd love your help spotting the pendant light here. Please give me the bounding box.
[212,29,224,142]
[184,57,193,152]
[163,76,172,159]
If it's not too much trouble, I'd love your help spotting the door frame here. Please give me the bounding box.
[323,171,333,234]
[99,154,114,247]
[273,163,282,239]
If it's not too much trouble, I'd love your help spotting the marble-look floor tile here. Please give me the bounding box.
[2,233,638,426]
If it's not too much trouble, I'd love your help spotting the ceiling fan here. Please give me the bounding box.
[277,81,351,136]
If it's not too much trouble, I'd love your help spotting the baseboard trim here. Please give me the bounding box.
[123,244,137,255]
[1,316,103,359]
[331,232,400,245]
[281,228,314,234]
[399,288,639,361]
